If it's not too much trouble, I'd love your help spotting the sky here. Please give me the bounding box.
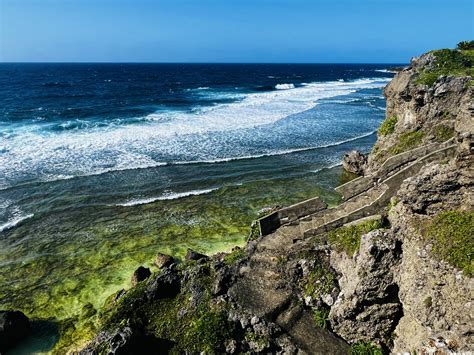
[1,0,473,63]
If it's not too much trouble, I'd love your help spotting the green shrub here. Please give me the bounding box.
[390,130,424,155]
[313,308,330,329]
[350,341,383,355]
[327,218,382,256]
[416,48,474,86]
[378,116,397,136]
[434,125,455,142]
[422,210,474,276]
[457,40,474,50]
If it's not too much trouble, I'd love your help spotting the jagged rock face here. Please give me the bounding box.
[367,52,473,174]
[388,161,473,353]
[329,230,403,350]
[342,150,367,175]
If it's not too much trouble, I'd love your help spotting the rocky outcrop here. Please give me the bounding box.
[329,229,403,351]
[367,51,472,174]
[0,310,31,352]
[342,150,367,175]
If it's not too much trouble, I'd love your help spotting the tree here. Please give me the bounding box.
[457,40,474,50]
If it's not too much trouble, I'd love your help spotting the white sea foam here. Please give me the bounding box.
[168,130,377,166]
[0,78,389,188]
[275,83,295,90]
[375,69,398,74]
[116,188,218,206]
[0,213,34,232]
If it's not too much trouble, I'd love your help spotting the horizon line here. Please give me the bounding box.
[0,61,409,65]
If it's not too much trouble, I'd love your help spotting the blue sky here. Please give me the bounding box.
[1,0,473,63]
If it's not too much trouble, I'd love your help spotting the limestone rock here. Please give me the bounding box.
[146,268,181,300]
[342,150,367,175]
[329,230,403,349]
[154,253,175,268]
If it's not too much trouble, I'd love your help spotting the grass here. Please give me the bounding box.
[416,48,474,86]
[350,341,383,355]
[390,130,424,155]
[434,125,455,142]
[378,116,397,136]
[421,210,474,276]
[327,218,383,256]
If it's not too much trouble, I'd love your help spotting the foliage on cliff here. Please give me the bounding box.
[416,48,474,86]
[421,210,474,276]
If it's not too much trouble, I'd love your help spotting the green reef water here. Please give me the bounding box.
[1,163,349,353]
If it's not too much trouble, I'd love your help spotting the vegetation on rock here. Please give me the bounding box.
[433,124,455,142]
[416,48,474,86]
[422,210,474,276]
[378,115,397,136]
[457,40,474,50]
[327,218,382,256]
[390,130,424,155]
[350,341,383,355]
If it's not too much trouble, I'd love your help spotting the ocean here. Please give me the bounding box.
[0,63,396,350]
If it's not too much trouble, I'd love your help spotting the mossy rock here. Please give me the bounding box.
[327,218,383,256]
[378,116,398,137]
[421,210,474,276]
[390,130,424,155]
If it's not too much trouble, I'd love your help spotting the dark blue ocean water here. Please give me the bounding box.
[0,64,398,348]
[0,64,394,190]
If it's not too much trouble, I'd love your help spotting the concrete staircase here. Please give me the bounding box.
[258,140,456,238]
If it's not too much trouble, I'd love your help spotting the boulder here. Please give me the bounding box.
[131,266,151,286]
[146,269,181,300]
[342,150,367,175]
[154,253,175,268]
[185,248,208,261]
[0,310,31,352]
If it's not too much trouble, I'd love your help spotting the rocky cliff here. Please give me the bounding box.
[48,46,473,355]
